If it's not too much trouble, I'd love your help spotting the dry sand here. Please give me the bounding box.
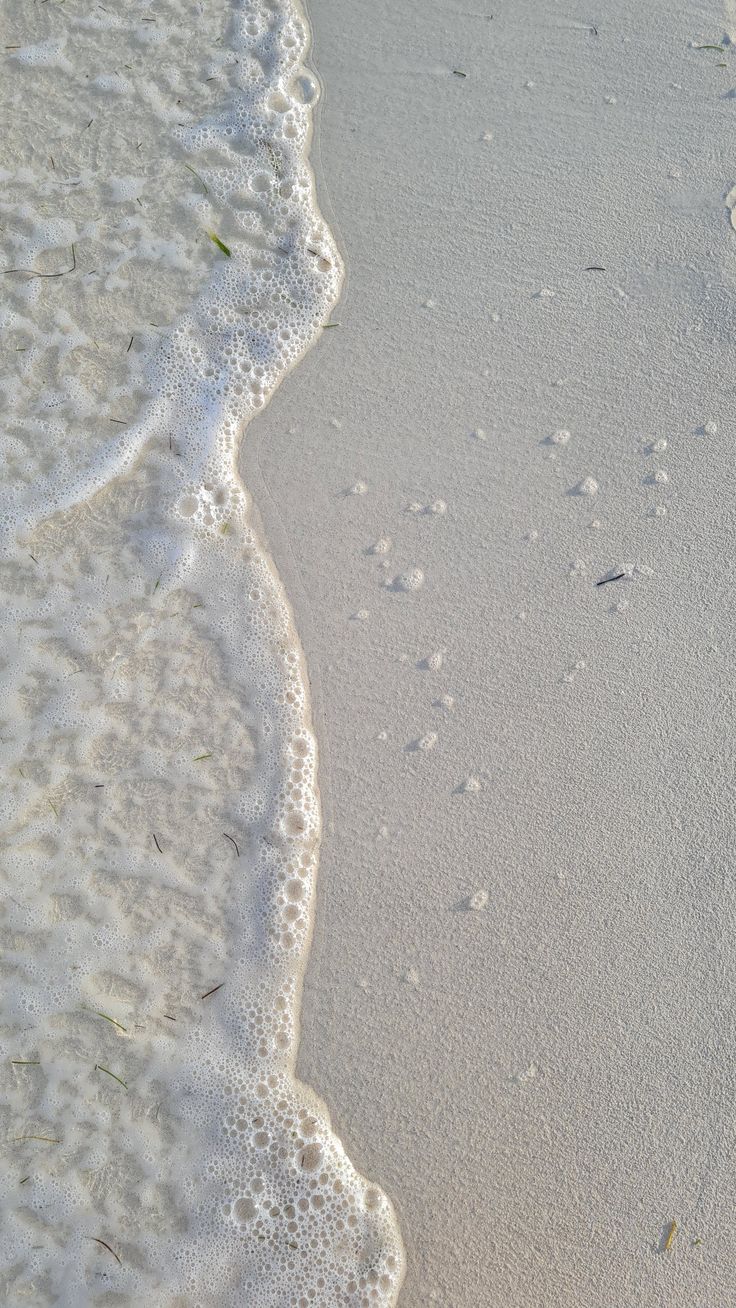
[242,0,736,1302]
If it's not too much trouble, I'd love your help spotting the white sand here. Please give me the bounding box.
[5,0,736,1302]
[241,0,736,1303]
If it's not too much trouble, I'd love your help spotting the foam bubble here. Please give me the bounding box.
[573,476,599,497]
[369,536,392,555]
[459,776,482,794]
[421,651,444,671]
[389,568,425,592]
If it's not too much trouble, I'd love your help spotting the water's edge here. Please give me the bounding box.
[1,1,404,1302]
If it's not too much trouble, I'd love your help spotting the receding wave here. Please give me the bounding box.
[0,1,404,1303]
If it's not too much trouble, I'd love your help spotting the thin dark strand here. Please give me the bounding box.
[87,1237,122,1266]
[4,243,76,279]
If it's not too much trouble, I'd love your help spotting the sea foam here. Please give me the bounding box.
[0,1,404,1303]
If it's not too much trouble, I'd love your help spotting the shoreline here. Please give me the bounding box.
[245,1,736,1302]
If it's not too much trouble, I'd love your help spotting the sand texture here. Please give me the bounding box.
[241,1,736,1303]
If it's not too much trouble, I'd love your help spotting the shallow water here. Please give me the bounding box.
[0,2,403,1303]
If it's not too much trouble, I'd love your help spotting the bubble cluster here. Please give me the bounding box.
[573,476,599,497]
[368,536,392,555]
[421,650,444,672]
[0,1,404,1304]
[466,889,489,912]
[388,568,425,593]
[458,775,482,794]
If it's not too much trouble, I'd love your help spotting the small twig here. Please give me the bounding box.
[95,1064,127,1089]
[11,1060,40,1066]
[223,832,240,857]
[11,1135,60,1145]
[201,983,224,1000]
[585,265,606,271]
[664,1220,677,1252]
[82,1007,128,1033]
[596,572,626,587]
[4,243,76,280]
[193,752,212,761]
[184,164,208,194]
[152,833,163,854]
[126,334,134,353]
[87,1236,122,1266]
